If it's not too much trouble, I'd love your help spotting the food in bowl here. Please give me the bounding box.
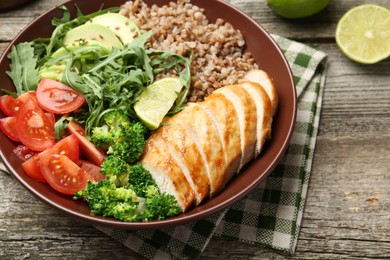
[0,0,278,222]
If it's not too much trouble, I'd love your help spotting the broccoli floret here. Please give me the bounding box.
[74,180,145,222]
[74,165,183,222]
[90,125,111,149]
[128,165,182,221]
[74,180,114,215]
[106,122,147,163]
[144,185,160,198]
[128,163,158,197]
[89,109,131,148]
[100,155,131,187]
[103,109,131,130]
[143,193,182,221]
[90,109,148,163]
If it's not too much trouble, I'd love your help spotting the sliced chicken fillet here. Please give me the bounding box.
[214,85,258,171]
[155,115,210,204]
[201,92,241,186]
[174,103,228,197]
[244,69,278,116]
[140,138,195,211]
[240,81,273,158]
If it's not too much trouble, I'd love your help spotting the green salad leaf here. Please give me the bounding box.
[6,42,41,95]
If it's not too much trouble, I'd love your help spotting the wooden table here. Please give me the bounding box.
[1,0,389,259]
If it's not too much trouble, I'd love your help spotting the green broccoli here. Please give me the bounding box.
[143,193,182,221]
[106,122,147,163]
[89,109,131,148]
[74,166,182,222]
[100,155,131,187]
[128,163,158,197]
[74,180,145,222]
[90,109,148,163]
[103,109,131,129]
[90,124,111,150]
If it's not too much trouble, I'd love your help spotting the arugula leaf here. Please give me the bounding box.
[52,5,71,26]
[6,42,41,95]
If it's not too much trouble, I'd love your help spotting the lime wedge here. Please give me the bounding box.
[134,77,184,130]
[335,4,390,64]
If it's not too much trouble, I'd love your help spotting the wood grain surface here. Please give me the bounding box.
[1,0,390,259]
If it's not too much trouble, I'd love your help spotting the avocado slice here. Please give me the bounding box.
[89,13,140,44]
[39,63,66,82]
[63,23,124,50]
[51,40,112,59]
[40,40,113,81]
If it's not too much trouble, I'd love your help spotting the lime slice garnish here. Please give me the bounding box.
[134,77,184,130]
[335,4,390,64]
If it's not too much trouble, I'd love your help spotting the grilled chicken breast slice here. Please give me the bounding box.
[214,85,258,171]
[155,114,210,205]
[240,81,273,158]
[140,138,195,211]
[200,93,241,188]
[244,69,278,116]
[174,103,228,197]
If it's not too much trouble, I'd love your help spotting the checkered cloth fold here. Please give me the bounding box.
[95,34,327,259]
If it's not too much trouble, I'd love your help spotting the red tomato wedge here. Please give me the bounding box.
[0,117,19,141]
[39,134,80,163]
[68,121,105,166]
[16,99,55,151]
[39,154,93,195]
[80,160,106,182]
[36,78,85,114]
[22,154,47,183]
[0,92,39,117]
[22,134,80,183]
[0,95,18,116]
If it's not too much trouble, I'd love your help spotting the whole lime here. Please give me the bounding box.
[266,0,330,19]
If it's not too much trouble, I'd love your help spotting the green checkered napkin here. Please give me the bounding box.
[95,34,327,259]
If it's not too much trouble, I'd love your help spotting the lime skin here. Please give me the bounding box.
[266,0,330,19]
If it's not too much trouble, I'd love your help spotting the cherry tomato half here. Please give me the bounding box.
[0,117,19,141]
[0,95,18,116]
[15,99,55,151]
[39,154,93,195]
[36,78,85,114]
[22,154,46,183]
[22,134,80,183]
